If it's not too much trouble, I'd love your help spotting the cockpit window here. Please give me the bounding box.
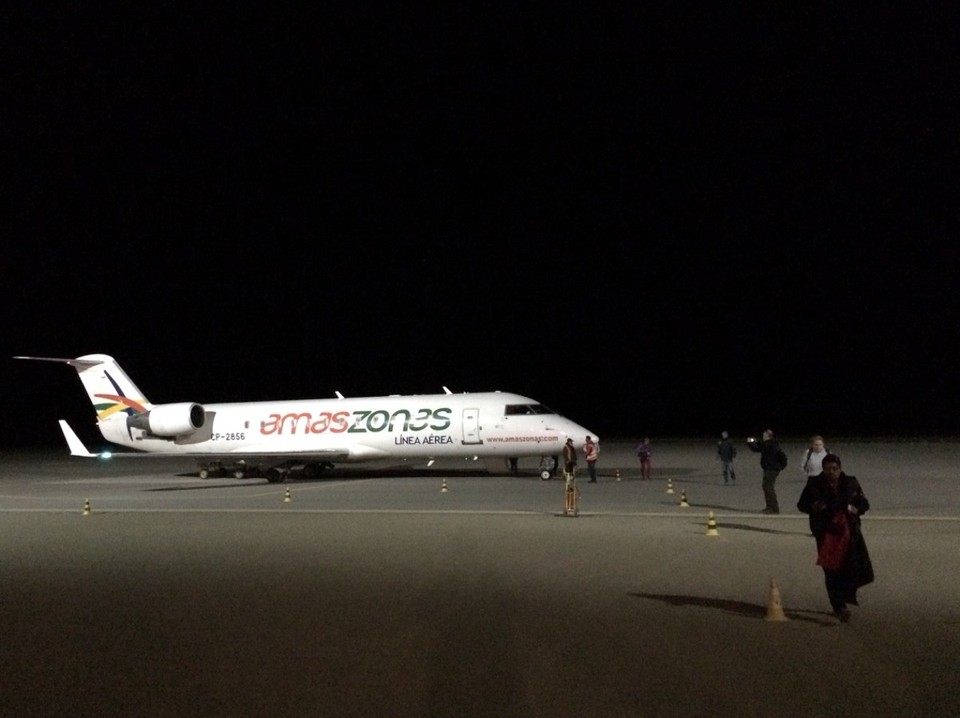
[505,404,557,416]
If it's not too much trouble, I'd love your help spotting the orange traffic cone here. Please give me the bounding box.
[764,578,788,621]
[441,479,448,493]
[666,479,675,495]
[679,490,690,507]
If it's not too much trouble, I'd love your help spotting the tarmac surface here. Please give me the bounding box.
[2,439,959,717]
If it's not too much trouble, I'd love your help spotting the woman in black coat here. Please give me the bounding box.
[797,453,874,622]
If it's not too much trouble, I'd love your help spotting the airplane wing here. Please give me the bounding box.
[56,420,374,464]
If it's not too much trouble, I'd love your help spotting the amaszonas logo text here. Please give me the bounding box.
[260,407,453,435]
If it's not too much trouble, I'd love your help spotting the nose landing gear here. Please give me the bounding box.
[539,455,559,480]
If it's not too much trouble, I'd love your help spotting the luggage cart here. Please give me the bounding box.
[564,475,580,517]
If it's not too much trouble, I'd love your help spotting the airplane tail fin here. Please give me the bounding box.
[14,354,153,421]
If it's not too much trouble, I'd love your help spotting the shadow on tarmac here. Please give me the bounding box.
[629,593,836,626]
[166,467,497,482]
[665,502,751,512]
[145,483,267,492]
[620,468,706,478]
[657,473,729,483]
[718,522,810,536]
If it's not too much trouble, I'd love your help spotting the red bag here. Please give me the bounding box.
[817,511,851,570]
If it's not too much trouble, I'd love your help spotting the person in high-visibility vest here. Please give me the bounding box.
[583,436,599,483]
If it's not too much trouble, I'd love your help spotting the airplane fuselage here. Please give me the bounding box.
[100,392,586,462]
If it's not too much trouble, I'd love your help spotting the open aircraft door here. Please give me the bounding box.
[461,408,483,445]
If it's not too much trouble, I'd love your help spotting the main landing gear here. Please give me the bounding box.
[198,460,334,483]
[198,460,262,480]
[265,466,288,483]
[265,461,333,483]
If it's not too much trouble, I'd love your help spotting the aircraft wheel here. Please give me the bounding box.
[199,468,209,479]
[233,469,245,479]
[540,470,551,481]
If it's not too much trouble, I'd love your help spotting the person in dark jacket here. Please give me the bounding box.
[747,429,788,513]
[636,437,653,480]
[562,438,577,479]
[797,453,874,622]
[717,431,737,484]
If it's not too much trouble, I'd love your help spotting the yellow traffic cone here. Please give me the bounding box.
[82,498,91,516]
[764,578,788,621]
[705,511,719,536]
[441,479,448,493]
[679,490,690,507]
[284,488,291,503]
[666,479,675,495]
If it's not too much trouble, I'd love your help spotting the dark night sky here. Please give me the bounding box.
[4,5,959,448]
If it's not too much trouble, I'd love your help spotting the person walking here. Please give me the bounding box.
[636,437,652,480]
[747,429,788,513]
[562,438,577,480]
[717,431,737,484]
[583,435,599,483]
[797,453,874,622]
[800,435,829,478]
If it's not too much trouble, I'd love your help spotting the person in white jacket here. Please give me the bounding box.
[800,435,829,477]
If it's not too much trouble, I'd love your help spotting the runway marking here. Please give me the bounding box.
[1,508,960,520]
[0,507,546,515]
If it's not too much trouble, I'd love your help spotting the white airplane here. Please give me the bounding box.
[15,354,597,482]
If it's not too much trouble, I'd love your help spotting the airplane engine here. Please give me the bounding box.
[126,402,206,437]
